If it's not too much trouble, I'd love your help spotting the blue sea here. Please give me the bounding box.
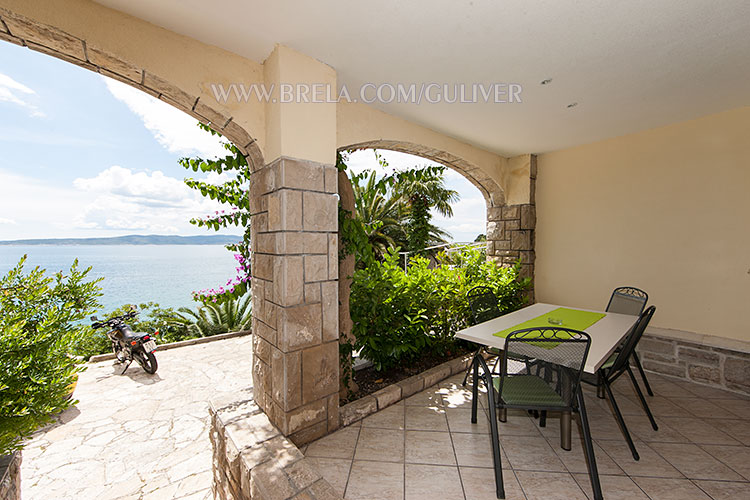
[0,245,239,313]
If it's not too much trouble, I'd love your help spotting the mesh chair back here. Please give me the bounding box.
[467,286,501,325]
[606,287,648,316]
[607,306,656,374]
[500,328,591,408]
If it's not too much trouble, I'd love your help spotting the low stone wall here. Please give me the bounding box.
[88,330,251,362]
[339,353,474,426]
[209,390,342,500]
[210,354,475,499]
[0,452,21,500]
[637,332,750,394]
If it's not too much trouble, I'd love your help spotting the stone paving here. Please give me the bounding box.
[21,335,253,500]
[303,371,750,500]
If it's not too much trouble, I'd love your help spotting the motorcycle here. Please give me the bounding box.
[91,307,159,374]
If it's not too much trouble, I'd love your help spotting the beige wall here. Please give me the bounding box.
[536,106,750,342]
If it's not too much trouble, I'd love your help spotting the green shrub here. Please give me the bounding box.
[349,247,530,371]
[0,256,102,455]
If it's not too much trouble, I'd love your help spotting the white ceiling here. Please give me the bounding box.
[95,0,750,156]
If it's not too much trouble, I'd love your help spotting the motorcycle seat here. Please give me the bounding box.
[121,327,148,340]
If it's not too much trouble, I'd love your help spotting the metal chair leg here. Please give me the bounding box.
[577,387,603,500]
[476,356,505,499]
[539,410,547,428]
[626,365,658,430]
[498,408,507,423]
[596,372,606,399]
[602,376,640,460]
[632,351,654,396]
[471,356,480,424]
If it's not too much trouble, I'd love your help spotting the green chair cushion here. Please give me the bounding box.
[600,352,617,371]
[493,375,567,408]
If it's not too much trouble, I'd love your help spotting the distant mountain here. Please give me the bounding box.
[0,234,243,246]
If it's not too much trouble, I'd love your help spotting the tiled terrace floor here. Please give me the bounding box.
[303,371,750,500]
[21,335,253,499]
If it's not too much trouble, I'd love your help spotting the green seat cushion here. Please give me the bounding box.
[600,352,617,371]
[493,375,567,408]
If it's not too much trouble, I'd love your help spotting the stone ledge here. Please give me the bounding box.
[638,331,750,395]
[210,390,343,500]
[646,326,750,355]
[88,330,251,362]
[339,352,474,427]
[0,451,21,500]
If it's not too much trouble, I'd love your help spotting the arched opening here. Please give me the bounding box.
[342,140,505,209]
[334,144,531,402]
[0,11,266,498]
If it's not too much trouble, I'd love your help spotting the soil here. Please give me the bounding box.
[341,345,473,404]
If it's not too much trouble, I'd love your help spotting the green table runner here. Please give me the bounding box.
[493,307,606,339]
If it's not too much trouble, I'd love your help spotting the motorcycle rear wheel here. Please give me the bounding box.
[134,350,158,374]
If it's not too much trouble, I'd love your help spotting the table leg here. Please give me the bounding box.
[561,410,572,451]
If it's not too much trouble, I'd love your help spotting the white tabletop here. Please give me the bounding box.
[456,303,639,374]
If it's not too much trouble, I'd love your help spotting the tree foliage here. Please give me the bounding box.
[0,256,102,455]
[179,124,252,303]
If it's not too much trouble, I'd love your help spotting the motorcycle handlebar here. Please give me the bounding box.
[91,310,137,329]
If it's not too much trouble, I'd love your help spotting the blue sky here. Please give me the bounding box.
[0,41,485,242]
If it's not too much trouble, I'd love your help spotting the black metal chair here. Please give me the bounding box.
[605,286,654,396]
[470,328,602,500]
[584,305,658,461]
[462,286,503,386]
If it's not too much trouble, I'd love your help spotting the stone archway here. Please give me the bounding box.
[0,7,264,169]
[343,140,505,208]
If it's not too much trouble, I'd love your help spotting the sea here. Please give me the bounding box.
[0,245,240,314]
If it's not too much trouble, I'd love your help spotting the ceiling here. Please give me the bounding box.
[95,0,750,157]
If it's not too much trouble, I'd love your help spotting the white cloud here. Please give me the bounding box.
[0,72,45,117]
[345,149,443,175]
[72,166,230,233]
[0,217,17,225]
[103,77,226,158]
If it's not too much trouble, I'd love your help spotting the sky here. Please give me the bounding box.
[0,41,486,242]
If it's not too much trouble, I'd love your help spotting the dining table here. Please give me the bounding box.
[456,302,639,500]
[456,302,640,375]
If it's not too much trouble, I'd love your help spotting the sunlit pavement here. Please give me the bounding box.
[21,335,253,500]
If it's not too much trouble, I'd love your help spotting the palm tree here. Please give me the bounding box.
[392,166,459,254]
[350,169,407,255]
[344,150,460,259]
[175,294,252,337]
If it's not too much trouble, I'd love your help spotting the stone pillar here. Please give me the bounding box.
[337,170,358,397]
[486,155,536,299]
[250,158,340,445]
[250,44,339,445]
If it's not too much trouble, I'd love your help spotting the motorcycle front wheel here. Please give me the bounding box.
[134,350,158,374]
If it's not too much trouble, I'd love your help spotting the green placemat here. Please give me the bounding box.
[493,307,606,339]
